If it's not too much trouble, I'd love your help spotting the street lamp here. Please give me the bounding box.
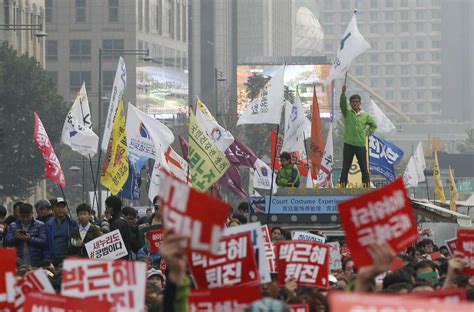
[0,24,48,37]
[214,68,227,123]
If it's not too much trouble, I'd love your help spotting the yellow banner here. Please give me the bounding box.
[100,99,129,194]
[433,150,446,201]
[449,167,458,212]
[188,111,230,192]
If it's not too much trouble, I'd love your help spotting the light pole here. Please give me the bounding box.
[214,68,226,123]
[95,49,150,219]
[0,24,48,37]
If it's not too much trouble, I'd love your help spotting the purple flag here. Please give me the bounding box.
[219,164,247,199]
[225,140,258,168]
[179,135,189,161]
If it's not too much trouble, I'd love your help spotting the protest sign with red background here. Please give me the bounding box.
[261,225,276,273]
[337,177,418,267]
[289,304,310,312]
[274,240,330,288]
[24,292,111,312]
[158,170,229,254]
[187,232,259,289]
[410,287,467,303]
[15,269,55,311]
[188,283,261,312]
[446,237,458,256]
[0,248,16,311]
[457,228,474,275]
[148,228,165,253]
[329,292,474,312]
[61,258,147,311]
[270,130,309,177]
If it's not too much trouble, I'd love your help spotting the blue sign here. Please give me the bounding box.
[249,195,354,214]
[119,162,141,200]
[369,135,404,181]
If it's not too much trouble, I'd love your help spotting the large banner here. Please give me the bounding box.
[24,292,110,312]
[369,134,404,181]
[15,269,55,311]
[261,225,277,273]
[457,228,474,275]
[0,249,16,310]
[85,229,128,260]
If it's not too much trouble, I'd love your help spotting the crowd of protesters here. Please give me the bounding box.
[1,196,474,312]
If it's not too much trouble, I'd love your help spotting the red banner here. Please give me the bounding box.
[33,112,66,188]
[24,292,111,311]
[260,225,276,273]
[329,292,474,312]
[0,248,16,311]
[457,228,474,275]
[187,232,259,289]
[337,177,418,267]
[446,237,458,256]
[289,304,310,312]
[159,169,229,254]
[270,130,309,177]
[309,86,325,178]
[188,283,261,311]
[410,287,467,303]
[274,241,330,288]
[15,269,55,310]
[148,228,165,253]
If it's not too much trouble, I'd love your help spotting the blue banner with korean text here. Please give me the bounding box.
[368,135,404,181]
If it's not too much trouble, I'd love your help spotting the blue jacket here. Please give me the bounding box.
[45,216,77,261]
[137,245,161,265]
[5,218,47,267]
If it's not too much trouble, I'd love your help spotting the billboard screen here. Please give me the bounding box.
[237,64,334,119]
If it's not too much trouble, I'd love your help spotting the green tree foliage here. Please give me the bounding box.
[457,128,474,154]
[0,42,68,198]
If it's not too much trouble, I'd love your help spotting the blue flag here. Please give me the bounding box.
[368,135,404,181]
[119,161,141,200]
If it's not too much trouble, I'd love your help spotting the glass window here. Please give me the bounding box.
[416,78,425,87]
[45,0,53,23]
[432,78,441,86]
[401,90,410,100]
[370,66,379,75]
[432,23,441,32]
[416,90,424,99]
[102,71,115,95]
[325,25,334,34]
[324,0,334,9]
[401,103,409,112]
[385,65,395,75]
[416,0,424,6]
[385,24,393,32]
[176,2,180,40]
[385,0,393,8]
[355,66,363,76]
[401,40,409,49]
[370,78,379,87]
[46,40,57,61]
[385,12,393,20]
[385,41,393,49]
[432,40,440,49]
[401,23,408,32]
[400,11,409,20]
[416,65,425,74]
[416,52,425,61]
[75,0,86,23]
[386,91,394,99]
[432,10,440,19]
[432,90,441,99]
[417,103,425,112]
[386,78,394,87]
[156,0,162,35]
[108,0,119,23]
[102,39,124,61]
[401,0,409,7]
[70,71,91,92]
[370,0,378,8]
[401,79,410,87]
[370,12,378,20]
[401,65,410,75]
[70,40,91,61]
[400,53,409,62]
[182,2,186,42]
[432,65,441,74]
[386,53,394,62]
[370,24,378,33]
[416,23,424,32]
[168,0,175,39]
[416,40,424,49]
[370,41,378,50]
[416,11,424,20]
[370,54,379,62]
[341,12,350,21]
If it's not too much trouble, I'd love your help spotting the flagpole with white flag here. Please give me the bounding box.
[368,97,397,135]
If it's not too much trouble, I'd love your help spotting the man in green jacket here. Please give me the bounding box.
[276,152,301,188]
[339,85,377,187]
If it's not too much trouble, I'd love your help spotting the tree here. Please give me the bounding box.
[457,128,474,154]
[0,42,68,199]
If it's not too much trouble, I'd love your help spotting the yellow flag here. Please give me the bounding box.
[448,167,458,212]
[433,150,446,201]
[100,99,129,194]
[188,111,230,191]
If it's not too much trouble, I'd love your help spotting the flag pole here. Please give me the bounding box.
[266,124,280,225]
[302,132,313,188]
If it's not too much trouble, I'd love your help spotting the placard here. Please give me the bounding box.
[85,229,128,260]
[445,237,458,256]
[292,231,326,243]
[457,228,474,275]
[410,287,467,303]
[0,248,16,311]
[328,242,342,271]
[24,292,111,311]
[15,269,55,311]
[289,304,310,312]
[260,225,277,273]
[148,228,165,253]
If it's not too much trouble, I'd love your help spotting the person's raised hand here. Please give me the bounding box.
[443,251,465,288]
[355,244,396,292]
[160,228,187,285]
[284,277,298,299]
[342,85,347,94]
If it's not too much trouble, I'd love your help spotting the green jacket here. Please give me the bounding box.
[340,93,377,147]
[276,164,301,187]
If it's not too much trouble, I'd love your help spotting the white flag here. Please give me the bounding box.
[413,141,426,182]
[237,66,285,125]
[101,57,127,151]
[252,159,277,193]
[126,103,174,169]
[368,97,397,134]
[306,169,314,189]
[316,123,333,187]
[61,83,99,157]
[195,98,234,152]
[403,156,419,188]
[148,145,170,202]
[325,14,370,84]
[165,147,191,185]
[282,95,308,153]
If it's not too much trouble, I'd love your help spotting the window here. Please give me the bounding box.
[47,71,58,88]
[401,79,410,87]
[138,0,143,31]
[182,2,186,42]
[102,71,115,95]
[70,71,91,92]
[416,11,424,20]
[370,12,378,20]
[401,103,409,112]
[432,78,441,86]
[370,41,378,50]
[70,40,91,61]
[108,0,119,23]
[102,39,124,61]
[386,78,394,87]
[416,40,424,49]
[432,40,440,48]
[401,0,408,7]
[325,26,334,35]
[416,65,425,74]
[416,78,425,87]
[385,12,394,20]
[370,25,378,33]
[432,90,441,99]
[432,65,441,74]
[401,40,409,49]
[370,78,379,88]
[156,0,162,35]
[416,90,424,99]
[401,65,410,75]
[385,24,393,32]
[370,66,379,75]
[324,0,334,9]
[75,0,86,23]
[416,52,425,61]
[400,23,408,32]
[416,23,424,32]
[324,43,334,52]
[168,0,175,39]
[385,0,393,8]
[355,66,363,76]
[46,0,53,23]
[385,65,395,75]
[400,53,409,62]
[370,0,378,8]
[386,91,394,100]
[417,103,425,112]
[341,12,350,21]
[400,11,409,20]
[370,54,379,62]
[401,90,410,100]
[176,2,180,40]
[385,41,393,49]
[432,10,440,19]
[386,53,394,62]
[46,40,57,61]
[432,23,441,32]
[416,0,424,6]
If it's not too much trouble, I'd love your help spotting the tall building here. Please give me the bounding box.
[45,0,188,130]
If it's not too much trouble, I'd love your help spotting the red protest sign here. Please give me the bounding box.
[389,257,405,272]
[24,292,111,311]
[158,170,229,254]
[457,228,474,275]
[446,237,458,256]
[261,225,277,273]
[430,251,441,261]
[337,177,418,267]
[410,287,467,303]
[188,283,261,311]
[148,228,165,253]
[15,269,55,310]
[187,232,259,289]
[0,248,16,311]
[274,240,330,288]
[289,304,310,312]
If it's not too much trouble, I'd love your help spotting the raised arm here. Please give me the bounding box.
[340,85,348,118]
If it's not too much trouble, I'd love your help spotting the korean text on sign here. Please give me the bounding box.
[275,241,330,288]
[148,228,165,253]
[261,225,277,273]
[188,232,259,289]
[85,229,128,260]
[61,258,147,311]
[159,170,229,254]
[445,237,458,256]
[15,269,55,310]
[457,228,474,275]
[337,177,418,267]
[0,248,16,311]
[24,292,111,312]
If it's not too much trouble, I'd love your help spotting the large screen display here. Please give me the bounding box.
[237,64,334,119]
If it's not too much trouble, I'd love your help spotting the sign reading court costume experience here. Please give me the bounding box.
[256,195,352,214]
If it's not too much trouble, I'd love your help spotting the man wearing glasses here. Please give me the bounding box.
[45,197,77,266]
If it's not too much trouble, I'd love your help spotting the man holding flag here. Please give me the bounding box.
[339,85,376,188]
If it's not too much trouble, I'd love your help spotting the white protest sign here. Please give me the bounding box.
[224,222,271,283]
[15,269,55,311]
[292,231,326,244]
[328,242,342,271]
[85,229,128,260]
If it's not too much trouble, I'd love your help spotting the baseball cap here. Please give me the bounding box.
[147,268,165,281]
[55,197,67,205]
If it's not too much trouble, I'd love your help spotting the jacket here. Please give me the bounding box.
[68,223,102,257]
[109,213,132,259]
[45,216,77,260]
[340,93,377,147]
[276,164,301,188]
[5,218,47,267]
